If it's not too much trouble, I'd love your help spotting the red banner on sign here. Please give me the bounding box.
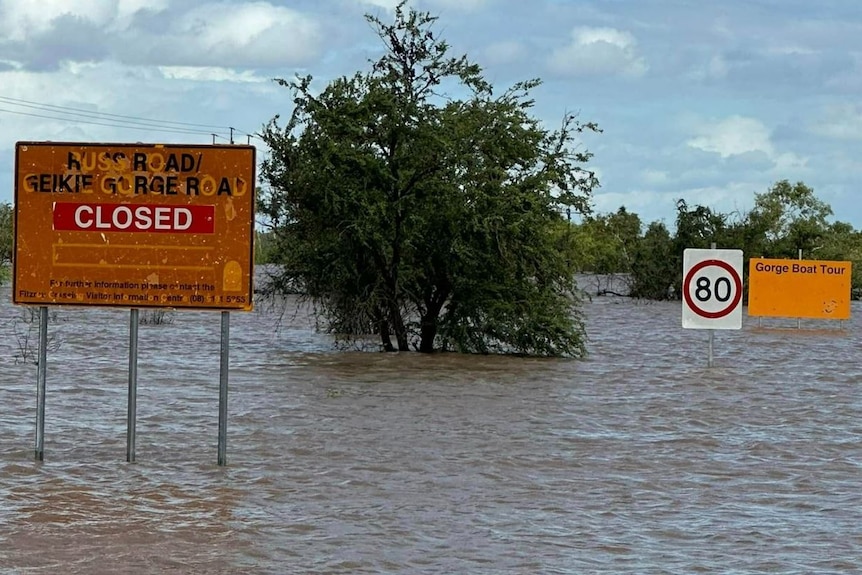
[52,202,215,234]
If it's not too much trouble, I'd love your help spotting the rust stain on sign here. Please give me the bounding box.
[13,142,256,311]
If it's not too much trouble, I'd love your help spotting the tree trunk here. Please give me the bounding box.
[388,302,409,351]
[376,306,395,352]
[382,274,409,351]
[418,315,437,353]
[418,296,445,353]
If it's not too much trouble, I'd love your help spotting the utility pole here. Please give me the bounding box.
[229,127,235,144]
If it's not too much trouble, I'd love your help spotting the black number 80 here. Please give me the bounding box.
[694,276,732,303]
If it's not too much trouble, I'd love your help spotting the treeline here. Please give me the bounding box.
[252,179,861,301]
[568,180,862,299]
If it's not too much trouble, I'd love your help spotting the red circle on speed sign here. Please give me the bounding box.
[683,259,743,319]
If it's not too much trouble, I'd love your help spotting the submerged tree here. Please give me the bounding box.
[573,207,642,276]
[258,2,599,356]
[629,221,676,300]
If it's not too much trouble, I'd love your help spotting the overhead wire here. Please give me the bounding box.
[0,107,229,137]
[0,95,229,130]
[0,94,260,140]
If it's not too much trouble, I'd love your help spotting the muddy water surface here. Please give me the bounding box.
[1,285,860,573]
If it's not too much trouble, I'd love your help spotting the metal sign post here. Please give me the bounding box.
[35,306,48,462]
[127,309,139,463]
[708,242,716,367]
[218,311,230,466]
[708,330,714,368]
[797,249,802,329]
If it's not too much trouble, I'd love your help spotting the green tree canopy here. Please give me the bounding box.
[589,179,862,301]
[629,221,676,299]
[749,179,833,257]
[572,207,641,275]
[258,2,599,356]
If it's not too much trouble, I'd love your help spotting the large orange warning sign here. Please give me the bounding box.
[13,142,256,311]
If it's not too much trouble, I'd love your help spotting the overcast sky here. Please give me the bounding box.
[2,0,862,228]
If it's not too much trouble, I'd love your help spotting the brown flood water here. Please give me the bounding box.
[1,282,860,574]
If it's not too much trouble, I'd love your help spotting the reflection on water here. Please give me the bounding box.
[1,286,861,573]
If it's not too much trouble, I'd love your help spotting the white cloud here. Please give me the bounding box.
[549,27,647,78]
[0,1,321,69]
[0,0,115,40]
[0,59,22,70]
[811,103,862,140]
[0,0,171,37]
[159,66,267,83]
[424,0,488,10]
[357,0,488,12]
[773,151,807,171]
[689,54,729,81]
[688,115,773,158]
[115,0,170,30]
[357,0,401,10]
[184,2,285,49]
[641,169,671,186]
[120,2,322,68]
[687,115,807,174]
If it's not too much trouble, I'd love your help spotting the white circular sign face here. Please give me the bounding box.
[682,249,744,330]
[683,259,742,319]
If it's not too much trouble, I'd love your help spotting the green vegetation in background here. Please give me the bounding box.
[571,180,862,300]
[258,1,599,356]
[0,202,11,285]
[254,230,278,266]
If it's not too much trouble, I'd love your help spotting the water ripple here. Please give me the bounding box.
[1,289,860,573]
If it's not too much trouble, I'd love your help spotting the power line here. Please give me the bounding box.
[0,107,230,137]
[0,94,230,130]
[0,94,261,141]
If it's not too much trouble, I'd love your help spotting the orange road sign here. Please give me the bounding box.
[13,142,256,310]
[748,257,851,319]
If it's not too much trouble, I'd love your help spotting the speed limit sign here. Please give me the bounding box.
[682,248,743,329]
